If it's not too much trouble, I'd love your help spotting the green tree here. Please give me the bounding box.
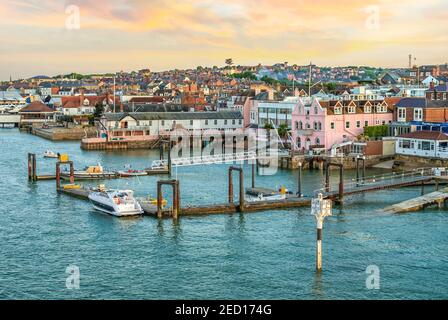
[263,122,274,130]
[93,102,105,118]
[277,123,289,138]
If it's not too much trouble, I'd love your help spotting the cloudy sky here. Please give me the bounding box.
[0,0,447,80]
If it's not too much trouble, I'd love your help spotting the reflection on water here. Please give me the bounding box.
[0,129,447,299]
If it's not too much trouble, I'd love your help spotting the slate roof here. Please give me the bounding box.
[398,131,448,141]
[395,98,448,108]
[105,111,243,122]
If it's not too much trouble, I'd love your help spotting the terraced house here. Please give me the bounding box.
[291,98,396,152]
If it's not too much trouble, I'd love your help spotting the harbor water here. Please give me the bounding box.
[0,129,447,299]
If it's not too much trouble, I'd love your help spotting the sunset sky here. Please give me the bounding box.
[0,0,447,80]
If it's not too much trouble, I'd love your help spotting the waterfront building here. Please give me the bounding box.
[389,94,448,136]
[291,98,395,152]
[100,111,244,141]
[19,101,56,125]
[395,131,448,159]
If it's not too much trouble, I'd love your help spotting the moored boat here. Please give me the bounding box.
[43,150,58,158]
[88,187,143,217]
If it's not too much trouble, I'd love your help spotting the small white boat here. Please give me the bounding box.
[43,150,58,158]
[88,188,143,217]
[118,169,148,177]
[247,193,287,202]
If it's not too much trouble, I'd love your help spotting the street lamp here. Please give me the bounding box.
[311,193,332,272]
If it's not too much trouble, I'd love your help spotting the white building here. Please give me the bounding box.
[257,100,297,128]
[102,111,244,136]
[395,131,448,159]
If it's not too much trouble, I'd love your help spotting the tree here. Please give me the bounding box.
[94,102,105,118]
[225,58,234,68]
[263,122,274,130]
[277,123,289,139]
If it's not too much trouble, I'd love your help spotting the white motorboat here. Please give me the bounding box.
[43,150,58,158]
[247,193,287,202]
[88,188,143,217]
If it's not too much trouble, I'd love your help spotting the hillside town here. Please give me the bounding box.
[2,61,448,165]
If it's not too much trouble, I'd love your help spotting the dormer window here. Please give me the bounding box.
[364,106,372,113]
[348,106,356,113]
[83,99,89,106]
[334,107,342,115]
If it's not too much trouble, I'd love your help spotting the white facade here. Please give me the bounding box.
[396,136,448,159]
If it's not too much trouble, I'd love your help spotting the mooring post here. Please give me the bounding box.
[421,180,425,196]
[362,156,366,183]
[69,162,75,184]
[159,143,164,161]
[339,166,344,201]
[251,162,255,189]
[239,169,245,212]
[172,181,178,220]
[228,168,234,203]
[325,162,330,192]
[56,162,61,191]
[297,162,303,197]
[436,179,440,191]
[32,154,37,181]
[356,156,360,186]
[167,142,172,176]
[157,182,164,219]
[27,153,32,180]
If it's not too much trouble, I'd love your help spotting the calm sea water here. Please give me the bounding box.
[0,129,447,300]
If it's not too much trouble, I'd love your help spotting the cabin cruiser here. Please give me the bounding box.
[43,150,58,158]
[88,187,143,217]
[246,186,290,202]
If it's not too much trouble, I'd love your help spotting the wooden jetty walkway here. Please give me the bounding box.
[383,187,448,214]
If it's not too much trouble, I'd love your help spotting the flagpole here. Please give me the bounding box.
[113,75,116,113]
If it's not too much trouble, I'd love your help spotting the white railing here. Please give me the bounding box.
[314,167,445,196]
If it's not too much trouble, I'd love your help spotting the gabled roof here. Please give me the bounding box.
[19,101,53,113]
[395,98,426,108]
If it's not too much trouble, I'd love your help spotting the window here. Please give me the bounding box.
[205,120,209,125]
[414,108,423,121]
[318,122,322,131]
[298,121,303,130]
[190,120,194,126]
[306,123,311,129]
[224,120,228,125]
[364,106,372,113]
[294,121,299,130]
[214,120,218,125]
[334,107,342,115]
[398,108,406,121]
[348,106,356,113]
[313,122,318,130]
[239,119,242,125]
[314,106,318,114]
[149,120,152,126]
[330,122,335,129]
[382,120,386,125]
[232,119,236,125]
[356,121,361,128]
[443,93,447,100]
[296,138,301,148]
[365,121,369,127]
[345,121,350,129]
[161,120,165,126]
[316,137,321,145]
[400,139,411,149]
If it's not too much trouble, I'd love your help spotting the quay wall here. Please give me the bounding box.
[81,139,155,150]
[33,127,98,141]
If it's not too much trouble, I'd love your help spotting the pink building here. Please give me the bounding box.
[291,98,395,152]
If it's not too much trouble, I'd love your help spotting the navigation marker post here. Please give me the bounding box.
[311,193,332,272]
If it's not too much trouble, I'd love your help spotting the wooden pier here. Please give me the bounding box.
[383,188,448,214]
